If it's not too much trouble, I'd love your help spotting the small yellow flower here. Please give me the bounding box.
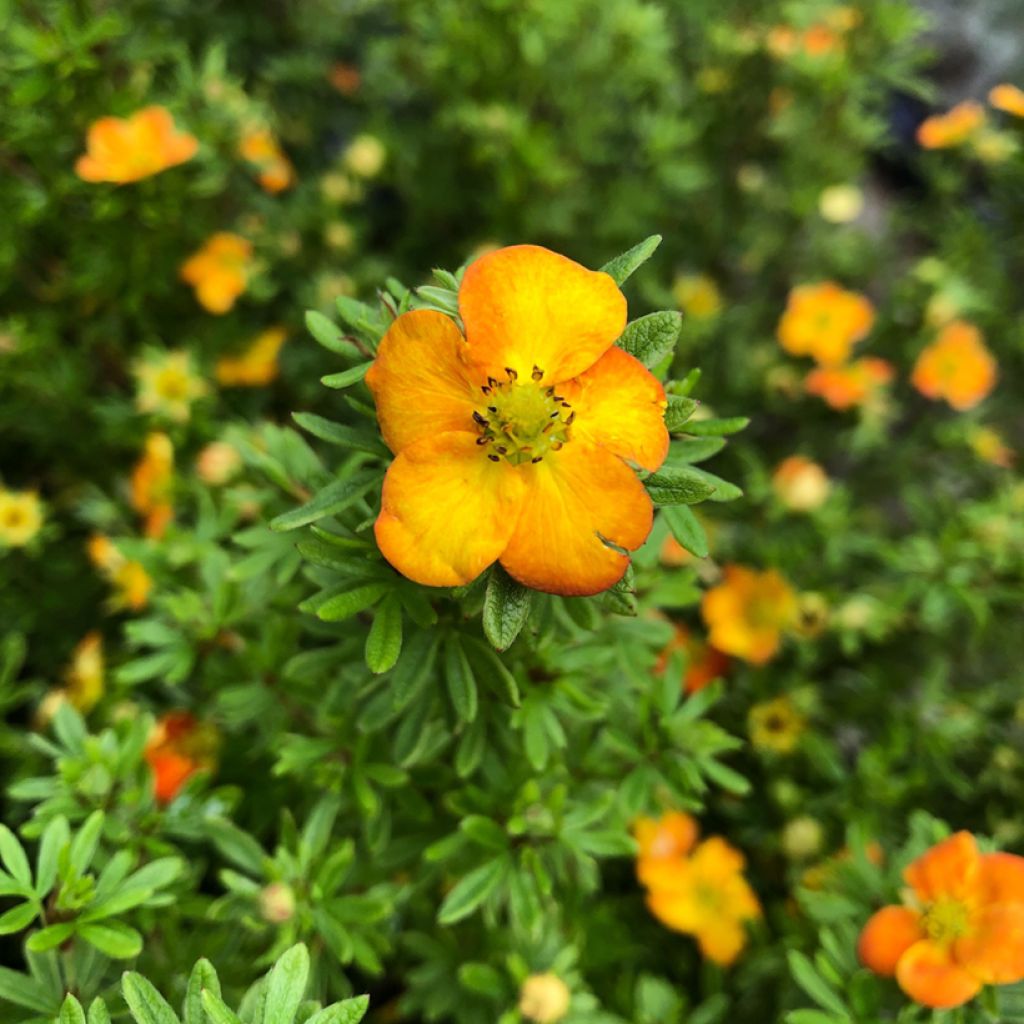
[180,233,253,314]
[259,883,297,924]
[782,816,825,861]
[134,350,207,423]
[794,592,830,638]
[0,489,43,547]
[324,221,356,251]
[343,134,386,178]
[131,433,175,539]
[749,695,806,754]
[772,455,830,512]
[321,172,362,204]
[196,441,243,485]
[968,426,1014,468]
[215,327,288,387]
[818,184,864,223]
[64,632,104,713]
[518,973,571,1023]
[87,534,154,611]
[673,274,723,320]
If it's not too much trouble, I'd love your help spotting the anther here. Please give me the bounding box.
[549,411,560,418]
[531,365,543,381]
[551,441,563,451]
[552,394,563,402]
[472,411,489,427]
[531,456,543,463]
[546,387,555,396]
[487,406,497,413]
[505,366,518,380]
[496,446,508,455]
[481,385,491,395]
[565,410,576,425]
[488,454,500,462]
[476,436,491,446]
[487,376,498,388]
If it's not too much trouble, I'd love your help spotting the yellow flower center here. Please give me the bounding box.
[154,367,192,401]
[1,507,26,528]
[473,368,574,465]
[922,897,971,946]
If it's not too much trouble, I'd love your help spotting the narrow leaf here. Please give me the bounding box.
[365,594,403,674]
[644,467,717,506]
[436,857,508,924]
[270,470,379,532]
[264,944,310,1024]
[184,959,220,1024]
[600,235,662,285]
[444,637,478,724]
[321,363,372,390]
[121,972,183,1024]
[662,506,709,558]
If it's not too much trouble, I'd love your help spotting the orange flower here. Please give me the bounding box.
[772,455,830,512]
[917,102,985,149]
[239,128,295,193]
[75,106,198,184]
[87,535,152,611]
[859,832,1024,1009]
[215,327,288,386]
[365,245,669,596]
[911,320,996,411]
[328,62,362,96]
[805,357,894,410]
[131,433,174,539]
[777,283,875,366]
[636,812,761,966]
[145,712,218,803]
[990,84,1024,118]
[656,626,730,694]
[180,232,252,314]
[701,565,797,665]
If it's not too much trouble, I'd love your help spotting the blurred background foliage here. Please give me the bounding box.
[2,0,1024,1022]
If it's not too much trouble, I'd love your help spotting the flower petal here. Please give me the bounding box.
[695,918,749,966]
[955,903,1024,984]
[565,346,668,471]
[904,831,979,904]
[366,310,481,454]
[459,245,627,384]
[375,432,526,588]
[858,906,924,976]
[978,852,1024,903]
[499,441,652,596]
[895,940,981,1009]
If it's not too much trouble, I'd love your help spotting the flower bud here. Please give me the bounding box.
[782,816,825,861]
[518,973,571,1024]
[259,882,296,924]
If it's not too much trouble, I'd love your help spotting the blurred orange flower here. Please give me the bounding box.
[180,232,253,314]
[328,62,362,96]
[772,455,830,512]
[145,711,218,803]
[777,282,875,366]
[366,244,668,596]
[805,357,894,410]
[990,84,1024,118]
[131,432,174,539]
[636,812,761,965]
[859,832,1024,1009]
[215,327,288,386]
[701,565,797,665]
[239,128,295,193]
[75,106,198,184]
[87,535,153,611]
[656,625,730,694]
[911,320,996,411]
[917,102,985,149]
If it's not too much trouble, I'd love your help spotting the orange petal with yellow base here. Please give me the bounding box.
[955,903,1024,985]
[498,441,653,596]
[904,831,978,904]
[375,432,527,588]
[459,245,627,384]
[365,310,480,454]
[895,940,981,1009]
[635,811,699,862]
[858,905,924,975]
[564,346,669,472]
[978,852,1024,903]
[695,918,749,967]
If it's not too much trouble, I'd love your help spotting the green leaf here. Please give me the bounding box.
[184,959,220,1024]
[81,922,143,959]
[616,312,682,368]
[465,638,521,708]
[444,636,478,724]
[205,819,266,875]
[270,470,379,532]
[69,811,104,875]
[365,594,403,674]
[784,1011,849,1024]
[684,415,750,436]
[200,990,243,1024]
[60,994,87,1024]
[437,857,509,924]
[52,702,87,752]
[264,944,310,1024]
[121,972,183,1024]
[482,566,532,651]
[291,413,387,457]
[644,467,717,506]
[600,235,662,285]
[317,582,389,622]
[667,437,725,463]
[306,996,370,1024]
[0,901,38,934]
[0,825,31,887]
[390,631,439,710]
[684,467,743,502]
[88,998,112,1024]
[0,966,55,1013]
[35,815,69,897]
[662,506,709,558]
[664,395,699,432]
[321,363,372,389]
[305,310,361,357]
[25,922,74,952]
[787,951,850,1018]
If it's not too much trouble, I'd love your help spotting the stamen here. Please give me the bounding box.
[481,385,491,395]
[476,436,491,446]
[565,411,576,425]
[487,406,497,413]
[487,376,498,388]
[505,367,518,380]
[472,411,489,427]
[532,456,543,463]
[550,411,560,418]
[488,454,500,462]
[495,446,508,455]
[531,365,543,381]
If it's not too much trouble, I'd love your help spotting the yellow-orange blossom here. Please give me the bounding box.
[366,245,669,596]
